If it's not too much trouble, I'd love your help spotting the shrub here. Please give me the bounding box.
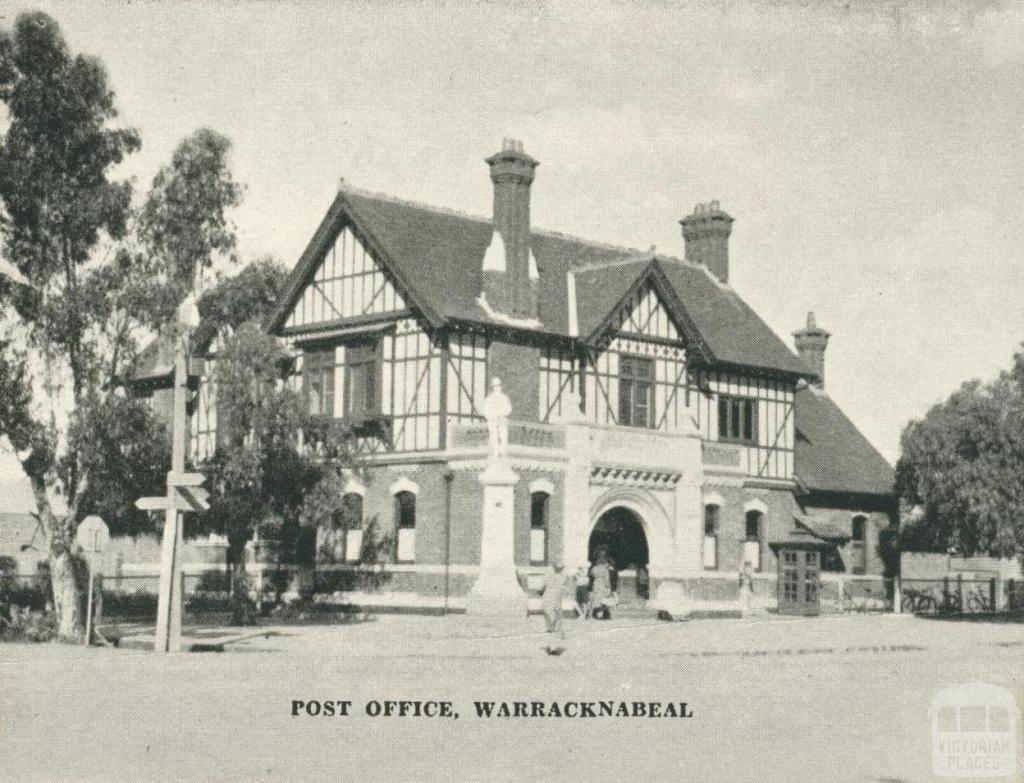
[0,578,51,619]
[0,607,57,643]
[103,590,158,618]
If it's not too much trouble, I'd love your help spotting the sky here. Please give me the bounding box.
[1,0,1023,500]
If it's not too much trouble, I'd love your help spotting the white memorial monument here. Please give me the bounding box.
[465,378,529,616]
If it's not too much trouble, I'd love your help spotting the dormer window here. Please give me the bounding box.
[717,394,757,444]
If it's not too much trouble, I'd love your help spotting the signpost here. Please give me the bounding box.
[77,515,109,646]
[135,316,209,653]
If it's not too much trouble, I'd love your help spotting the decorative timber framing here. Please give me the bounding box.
[690,367,796,480]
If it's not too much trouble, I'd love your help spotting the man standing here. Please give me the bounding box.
[738,561,754,616]
[541,562,569,655]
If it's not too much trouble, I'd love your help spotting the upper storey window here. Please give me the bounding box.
[303,338,379,420]
[717,394,757,444]
[618,355,654,428]
[344,339,378,420]
[305,346,336,417]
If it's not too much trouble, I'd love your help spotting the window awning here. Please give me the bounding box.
[795,515,851,543]
[769,516,849,551]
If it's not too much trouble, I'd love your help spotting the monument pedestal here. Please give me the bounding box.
[465,456,529,617]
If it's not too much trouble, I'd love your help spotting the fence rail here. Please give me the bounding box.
[899,576,1005,615]
[840,577,895,613]
[1,569,297,619]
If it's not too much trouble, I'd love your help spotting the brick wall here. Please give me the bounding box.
[358,461,565,568]
[487,339,539,423]
[701,484,802,575]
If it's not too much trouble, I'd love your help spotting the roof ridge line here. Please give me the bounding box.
[573,254,655,272]
[338,180,666,258]
[533,229,646,255]
[338,181,494,225]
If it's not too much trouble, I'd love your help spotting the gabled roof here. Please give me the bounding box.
[794,386,895,497]
[268,186,813,376]
[795,515,851,542]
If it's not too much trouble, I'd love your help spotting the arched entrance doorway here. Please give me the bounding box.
[589,507,649,597]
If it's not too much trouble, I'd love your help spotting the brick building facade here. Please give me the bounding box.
[145,140,897,609]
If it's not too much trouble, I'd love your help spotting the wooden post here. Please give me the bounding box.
[154,337,188,653]
[443,470,453,615]
[957,573,963,613]
[989,577,997,613]
[84,548,95,646]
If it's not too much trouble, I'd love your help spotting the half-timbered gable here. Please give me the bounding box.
[283,224,408,330]
[579,279,692,433]
[270,208,451,453]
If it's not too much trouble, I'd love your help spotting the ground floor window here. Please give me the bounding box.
[340,493,363,563]
[530,491,549,565]
[703,504,719,570]
[744,510,763,572]
[395,490,416,563]
[851,515,867,574]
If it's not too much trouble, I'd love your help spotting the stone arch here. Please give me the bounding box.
[589,487,674,573]
[703,490,726,509]
[343,477,367,497]
[529,478,555,496]
[388,476,419,496]
[743,498,768,515]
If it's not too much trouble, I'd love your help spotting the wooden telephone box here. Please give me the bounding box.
[771,528,828,616]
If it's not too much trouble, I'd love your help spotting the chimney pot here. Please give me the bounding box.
[794,311,831,388]
[482,140,540,319]
[680,200,734,282]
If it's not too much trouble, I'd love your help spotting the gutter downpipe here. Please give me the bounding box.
[443,469,454,615]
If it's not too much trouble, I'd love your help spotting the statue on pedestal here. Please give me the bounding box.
[482,377,512,458]
[465,376,527,617]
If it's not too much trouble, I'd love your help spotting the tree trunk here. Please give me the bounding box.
[227,533,256,626]
[25,469,85,642]
[51,549,84,641]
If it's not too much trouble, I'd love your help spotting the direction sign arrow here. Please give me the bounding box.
[176,485,210,512]
[168,471,206,487]
[136,496,170,511]
[137,490,209,513]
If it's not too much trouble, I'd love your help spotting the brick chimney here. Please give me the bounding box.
[680,200,734,283]
[481,139,539,319]
[794,312,831,388]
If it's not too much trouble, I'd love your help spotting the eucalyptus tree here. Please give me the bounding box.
[0,12,241,639]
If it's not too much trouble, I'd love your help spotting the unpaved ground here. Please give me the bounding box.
[2,613,1021,782]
